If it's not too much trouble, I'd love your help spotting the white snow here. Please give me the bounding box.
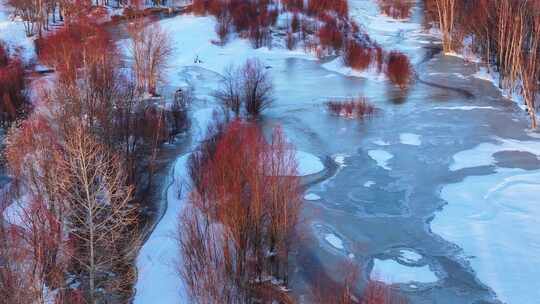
[398,249,422,263]
[433,106,497,111]
[432,168,540,304]
[364,181,375,188]
[348,0,426,65]
[370,258,438,284]
[304,193,321,201]
[324,233,345,250]
[450,137,540,171]
[134,106,221,303]
[472,64,526,111]
[158,15,313,82]
[134,154,190,304]
[322,57,386,81]
[399,133,421,146]
[295,151,324,176]
[333,154,347,167]
[373,139,390,146]
[0,4,35,63]
[368,150,394,170]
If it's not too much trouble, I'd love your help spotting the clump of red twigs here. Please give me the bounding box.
[325,97,375,119]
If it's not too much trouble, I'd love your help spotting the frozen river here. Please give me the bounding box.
[133,2,540,303]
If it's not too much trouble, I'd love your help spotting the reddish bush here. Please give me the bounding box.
[325,97,375,119]
[182,119,301,302]
[362,280,408,304]
[286,32,296,50]
[308,0,349,18]
[291,13,300,32]
[39,20,114,84]
[374,45,384,73]
[283,0,304,11]
[377,0,413,19]
[318,20,344,52]
[343,39,373,71]
[0,43,8,67]
[0,42,27,126]
[385,51,412,89]
[191,0,209,15]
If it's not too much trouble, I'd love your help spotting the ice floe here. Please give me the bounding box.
[368,150,394,170]
[370,258,438,284]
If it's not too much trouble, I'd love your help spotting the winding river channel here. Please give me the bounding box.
[132,1,540,303]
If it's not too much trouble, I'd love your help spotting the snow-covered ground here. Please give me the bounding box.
[0,2,35,63]
[134,153,190,304]
[323,0,428,80]
[160,15,314,84]
[433,141,540,304]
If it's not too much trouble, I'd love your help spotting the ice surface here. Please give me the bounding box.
[296,151,324,176]
[432,168,540,304]
[370,258,438,284]
[399,133,421,146]
[368,150,394,170]
[450,138,540,171]
[324,233,344,250]
[304,193,321,201]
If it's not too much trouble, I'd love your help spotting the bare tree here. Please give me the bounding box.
[128,20,173,96]
[214,64,243,117]
[56,125,139,304]
[520,11,540,129]
[434,0,455,53]
[214,59,274,118]
[242,59,273,117]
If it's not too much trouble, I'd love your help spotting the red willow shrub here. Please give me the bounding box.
[343,39,373,71]
[325,97,375,119]
[363,280,408,304]
[308,0,349,18]
[318,19,344,52]
[283,0,304,11]
[195,0,276,48]
[377,0,413,19]
[0,42,27,126]
[291,13,300,32]
[38,19,113,84]
[385,51,412,89]
[181,119,302,302]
